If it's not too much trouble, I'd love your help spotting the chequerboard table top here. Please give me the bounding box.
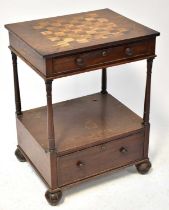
[5,9,159,57]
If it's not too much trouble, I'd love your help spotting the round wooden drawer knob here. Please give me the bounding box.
[76,161,85,168]
[76,57,84,66]
[102,50,107,56]
[119,147,128,154]
[125,47,133,56]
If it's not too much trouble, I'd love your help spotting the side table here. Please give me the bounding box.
[5,9,160,205]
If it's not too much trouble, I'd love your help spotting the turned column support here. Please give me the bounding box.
[143,57,154,158]
[45,80,55,151]
[101,68,108,94]
[11,51,22,116]
[143,57,154,125]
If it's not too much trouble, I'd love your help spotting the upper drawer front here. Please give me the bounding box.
[57,132,144,187]
[53,38,155,76]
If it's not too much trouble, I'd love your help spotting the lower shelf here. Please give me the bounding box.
[17,92,144,155]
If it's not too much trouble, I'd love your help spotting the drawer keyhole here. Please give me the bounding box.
[101,144,106,151]
[76,161,85,168]
[119,147,128,154]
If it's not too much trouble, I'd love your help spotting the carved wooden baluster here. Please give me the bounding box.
[45,80,55,151]
[101,68,108,94]
[11,51,22,116]
[143,58,154,124]
[143,57,154,158]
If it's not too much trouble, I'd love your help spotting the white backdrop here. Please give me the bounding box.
[0,1,169,210]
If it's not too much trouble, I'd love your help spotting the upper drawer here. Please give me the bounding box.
[52,38,155,76]
[57,132,144,187]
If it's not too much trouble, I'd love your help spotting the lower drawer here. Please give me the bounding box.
[57,132,144,187]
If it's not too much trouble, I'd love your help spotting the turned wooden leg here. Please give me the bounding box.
[15,148,26,162]
[101,68,108,94]
[45,189,62,206]
[45,81,58,191]
[45,80,55,151]
[11,51,22,116]
[143,58,154,126]
[136,59,154,175]
[136,160,151,175]
[143,58,154,158]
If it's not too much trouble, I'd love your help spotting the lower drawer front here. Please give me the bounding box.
[58,132,144,186]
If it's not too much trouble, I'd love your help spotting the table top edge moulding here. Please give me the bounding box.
[5,8,160,206]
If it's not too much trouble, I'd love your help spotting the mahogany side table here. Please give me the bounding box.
[5,9,160,205]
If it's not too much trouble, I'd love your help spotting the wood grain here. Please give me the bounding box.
[16,118,52,187]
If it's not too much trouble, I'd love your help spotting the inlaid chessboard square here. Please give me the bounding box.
[5,9,159,56]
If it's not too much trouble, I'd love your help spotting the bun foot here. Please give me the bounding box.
[136,160,151,174]
[45,189,62,206]
[15,148,26,162]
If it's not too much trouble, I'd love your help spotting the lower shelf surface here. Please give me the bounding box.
[18,93,143,155]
